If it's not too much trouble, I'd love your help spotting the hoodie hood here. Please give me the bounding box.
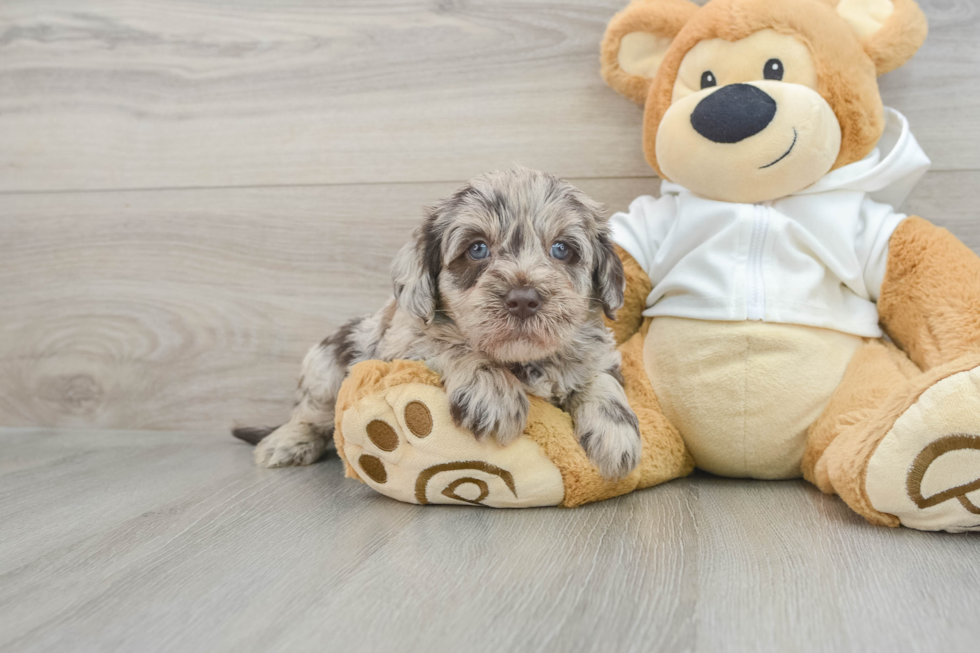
[797,108,931,208]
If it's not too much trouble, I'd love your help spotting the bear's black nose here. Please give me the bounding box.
[690,83,777,144]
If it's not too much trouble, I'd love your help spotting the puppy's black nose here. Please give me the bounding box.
[691,83,777,144]
[505,287,542,319]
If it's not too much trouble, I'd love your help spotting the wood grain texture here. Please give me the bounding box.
[0,0,977,193]
[0,428,978,653]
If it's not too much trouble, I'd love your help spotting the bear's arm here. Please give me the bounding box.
[878,216,980,370]
[604,245,653,345]
[604,194,676,345]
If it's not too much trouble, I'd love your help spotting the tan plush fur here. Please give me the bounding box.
[647,318,865,479]
[821,0,928,75]
[801,215,980,526]
[879,216,980,370]
[802,339,919,486]
[605,246,653,345]
[600,0,700,104]
[617,326,695,493]
[334,359,444,481]
[812,352,980,526]
[335,326,694,507]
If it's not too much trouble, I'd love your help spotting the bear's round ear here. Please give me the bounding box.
[832,0,928,75]
[601,0,700,104]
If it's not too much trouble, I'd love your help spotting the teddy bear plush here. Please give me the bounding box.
[331,0,980,533]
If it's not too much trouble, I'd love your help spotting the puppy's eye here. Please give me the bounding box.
[550,242,571,261]
[468,241,489,260]
[764,59,784,81]
[700,71,717,89]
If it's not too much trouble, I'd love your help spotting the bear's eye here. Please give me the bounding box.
[764,58,784,81]
[468,242,490,260]
[700,71,717,89]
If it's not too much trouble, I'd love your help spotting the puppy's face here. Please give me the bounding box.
[392,169,624,363]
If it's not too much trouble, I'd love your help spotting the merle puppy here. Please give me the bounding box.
[235,168,641,479]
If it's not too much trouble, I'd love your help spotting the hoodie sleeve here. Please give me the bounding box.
[857,197,907,302]
[608,194,678,279]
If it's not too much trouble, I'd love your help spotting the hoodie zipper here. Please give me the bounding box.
[746,203,768,320]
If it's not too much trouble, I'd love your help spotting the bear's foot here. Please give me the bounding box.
[866,361,980,532]
[334,357,695,508]
[339,381,566,507]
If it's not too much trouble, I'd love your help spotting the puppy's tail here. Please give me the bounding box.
[231,425,280,445]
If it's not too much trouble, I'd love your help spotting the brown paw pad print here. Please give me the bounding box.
[906,434,980,515]
[414,461,516,505]
[357,400,436,484]
[340,383,564,507]
[355,399,517,505]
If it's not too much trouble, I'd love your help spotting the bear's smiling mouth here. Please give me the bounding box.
[759,128,798,169]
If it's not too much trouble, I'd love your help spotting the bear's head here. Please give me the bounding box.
[601,0,927,203]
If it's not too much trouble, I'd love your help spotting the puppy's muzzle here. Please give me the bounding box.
[691,83,776,143]
[505,287,542,320]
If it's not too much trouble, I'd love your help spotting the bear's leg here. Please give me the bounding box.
[802,340,917,486]
[332,328,693,508]
[804,340,980,532]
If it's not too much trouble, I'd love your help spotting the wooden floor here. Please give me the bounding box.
[1,428,978,653]
[2,1,979,651]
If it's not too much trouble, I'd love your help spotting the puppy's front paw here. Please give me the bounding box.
[575,401,641,480]
[447,371,530,446]
[254,423,329,468]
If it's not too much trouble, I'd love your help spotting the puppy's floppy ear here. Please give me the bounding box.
[391,214,442,323]
[831,0,927,74]
[601,0,699,104]
[593,232,626,320]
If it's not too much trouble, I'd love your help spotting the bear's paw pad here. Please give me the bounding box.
[339,383,565,508]
[867,365,980,532]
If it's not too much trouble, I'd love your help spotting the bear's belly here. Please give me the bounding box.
[644,317,864,479]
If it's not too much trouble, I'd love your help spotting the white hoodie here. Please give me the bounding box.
[610,108,931,338]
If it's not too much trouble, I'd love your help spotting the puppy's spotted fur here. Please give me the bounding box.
[235,168,641,479]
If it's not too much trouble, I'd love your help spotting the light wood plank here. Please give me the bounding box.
[0,0,977,193]
[1,428,977,653]
[693,479,980,652]
[1,172,976,432]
